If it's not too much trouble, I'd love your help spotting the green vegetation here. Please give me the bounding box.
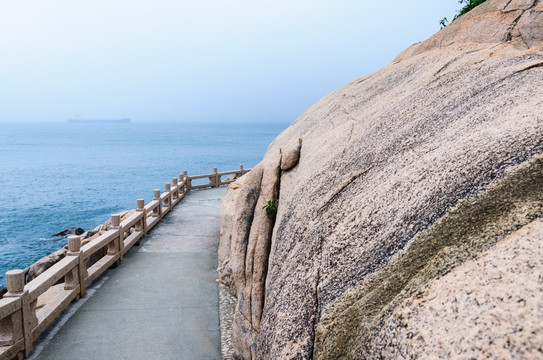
[440,0,488,28]
[456,0,488,17]
[263,197,278,215]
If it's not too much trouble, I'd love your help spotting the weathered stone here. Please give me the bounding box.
[219,0,543,358]
[314,155,543,358]
[280,138,302,171]
[515,7,543,48]
[227,150,282,359]
[373,216,543,359]
[219,176,247,265]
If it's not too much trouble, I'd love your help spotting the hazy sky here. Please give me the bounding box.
[0,1,459,123]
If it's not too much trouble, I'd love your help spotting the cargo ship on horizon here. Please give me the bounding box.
[67,118,131,123]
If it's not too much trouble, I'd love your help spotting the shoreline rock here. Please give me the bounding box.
[52,227,85,237]
[0,209,135,298]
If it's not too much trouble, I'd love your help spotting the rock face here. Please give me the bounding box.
[218,0,543,358]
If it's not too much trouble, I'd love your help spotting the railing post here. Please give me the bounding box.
[0,272,23,351]
[5,269,35,357]
[65,236,82,297]
[136,198,146,237]
[164,183,171,209]
[184,170,191,191]
[178,174,185,197]
[110,214,121,229]
[5,271,24,298]
[153,189,163,220]
[109,214,122,261]
[211,167,219,187]
[172,178,178,202]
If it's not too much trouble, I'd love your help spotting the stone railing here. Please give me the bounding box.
[0,165,249,360]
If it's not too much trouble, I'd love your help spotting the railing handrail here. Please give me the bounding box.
[143,199,160,212]
[80,229,118,259]
[0,165,250,360]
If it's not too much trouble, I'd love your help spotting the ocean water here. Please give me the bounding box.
[0,121,287,288]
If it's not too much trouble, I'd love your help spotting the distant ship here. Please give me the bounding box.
[67,118,131,123]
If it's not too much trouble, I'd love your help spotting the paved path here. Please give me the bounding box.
[33,187,227,360]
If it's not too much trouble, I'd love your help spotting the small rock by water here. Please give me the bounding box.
[52,227,84,237]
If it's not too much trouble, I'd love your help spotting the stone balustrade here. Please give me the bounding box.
[0,165,250,360]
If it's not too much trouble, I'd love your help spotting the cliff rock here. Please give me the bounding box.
[218,0,543,358]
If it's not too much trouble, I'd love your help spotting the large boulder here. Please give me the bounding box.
[218,0,543,358]
[25,248,67,283]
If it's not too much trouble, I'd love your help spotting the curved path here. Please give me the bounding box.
[33,187,227,360]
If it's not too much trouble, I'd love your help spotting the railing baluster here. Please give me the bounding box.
[65,236,81,293]
[165,183,171,211]
[4,270,34,357]
[65,235,85,318]
[109,214,122,261]
[184,170,191,191]
[1,270,24,358]
[136,199,146,237]
[153,189,162,220]
[70,233,87,299]
[4,270,27,357]
[212,167,219,187]
[172,178,179,204]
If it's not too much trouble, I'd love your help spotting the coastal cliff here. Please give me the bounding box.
[218,0,543,358]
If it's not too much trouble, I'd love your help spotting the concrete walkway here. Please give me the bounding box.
[33,187,227,360]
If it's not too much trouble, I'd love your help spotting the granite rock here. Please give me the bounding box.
[218,0,543,358]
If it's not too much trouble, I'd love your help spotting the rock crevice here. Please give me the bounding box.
[219,139,303,359]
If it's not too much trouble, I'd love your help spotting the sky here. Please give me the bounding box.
[0,0,459,123]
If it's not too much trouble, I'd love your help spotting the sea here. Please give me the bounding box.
[0,121,288,288]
